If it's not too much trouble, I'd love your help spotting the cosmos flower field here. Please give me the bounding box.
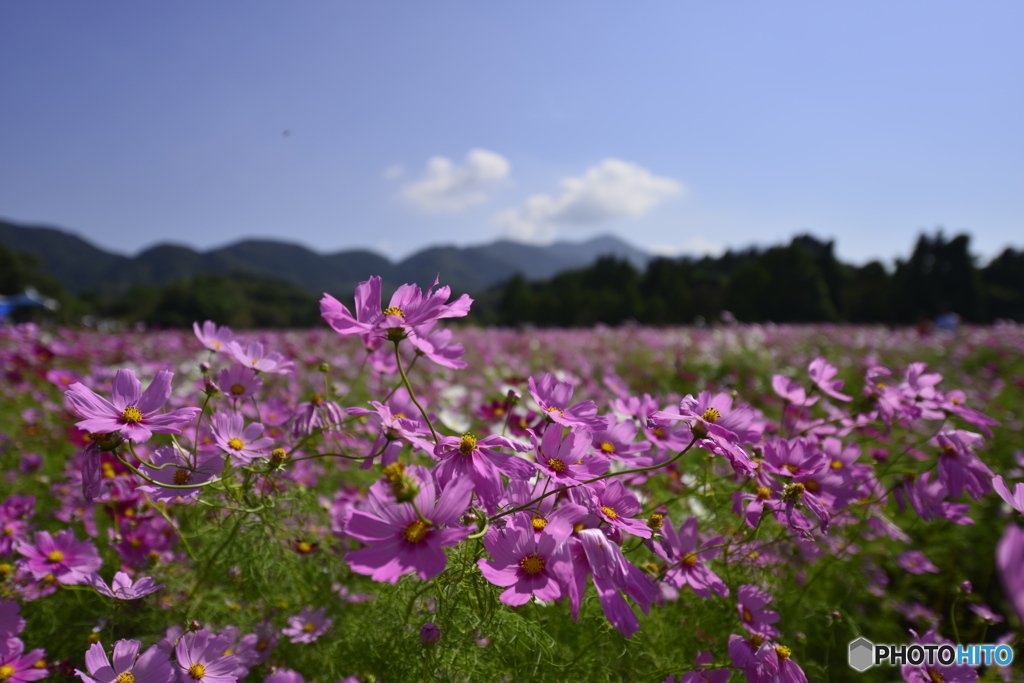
[1,277,1023,683]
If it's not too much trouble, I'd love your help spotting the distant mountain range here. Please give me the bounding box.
[0,219,653,297]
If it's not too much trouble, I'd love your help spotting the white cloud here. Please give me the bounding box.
[382,164,406,180]
[400,149,510,213]
[650,235,726,258]
[494,158,684,242]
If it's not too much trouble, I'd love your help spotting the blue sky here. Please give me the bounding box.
[1,2,1021,265]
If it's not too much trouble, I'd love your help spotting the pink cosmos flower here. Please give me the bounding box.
[211,412,275,464]
[478,515,573,606]
[771,374,819,407]
[650,516,729,598]
[347,401,434,469]
[575,528,657,637]
[527,374,605,430]
[898,550,939,575]
[0,639,47,682]
[736,584,780,638]
[993,475,1024,514]
[65,369,200,444]
[174,630,239,683]
[282,606,332,644]
[587,480,652,539]
[807,357,852,402]
[901,629,978,683]
[137,445,224,504]
[264,670,306,683]
[675,651,730,683]
[433,433,534,512]
[76,639,176,683]
[84,571,164,600]
[996,524,1024,623]
[320,275,472,342]
[407,320,468,369]
[227,340,295,375]
[530,424,609,484]
[0,600,24,638]
[344,466,474,582]
[17,529,102,585]
[193,320,234,352]
[217,365,263,402]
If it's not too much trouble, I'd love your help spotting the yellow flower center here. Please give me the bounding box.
[402,519,430,543]
[43,573,56,583]
[227,438,245,450]
[928,669,945,683]
[121,406,143,423]
[303,622,316,633]
[47,550,64,563]
[130,538,143,548]
[0,666,15,679]
[774,645,791,661]
[750,635,765,648]
[383,306,405,318]
[256,640,269,651]
[310,393,323,405]
[785,482,806,499]
[187,663,206,680]
[830,460,843,470]
[296,542,312,553]
[459,434,477,455]
[173,469,191,485]
[742,607,754,622]
[646,513,663,530]
[519,553,545,575]
[756,486,771,500]
[599,442,615,454]
[804,479,820,492]
[115,673,135,683]
[545,406,564,418]
[653,427,666,438]
[383,462,406,483]
[102,463,116,479]
[546,458,567,473]
[230,384,245,395]
[601,506,618,520]
[271,448,287,465]
[783,463,798,474]
[701,407,721,423]
[942,445,956,457]
[531,516,547,531]
[682,553,698,567]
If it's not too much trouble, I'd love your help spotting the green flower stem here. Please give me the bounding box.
[393,339,438,442]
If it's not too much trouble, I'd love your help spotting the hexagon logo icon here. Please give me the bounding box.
[848,637,874,672]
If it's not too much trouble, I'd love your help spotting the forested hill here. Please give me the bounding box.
[476,233,1024,326]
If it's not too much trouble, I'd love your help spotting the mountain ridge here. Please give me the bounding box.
[0,218,652,297]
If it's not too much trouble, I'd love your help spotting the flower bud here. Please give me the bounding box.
[420,623,441,645]
[960,580,973,595]
[318,363,330,373]
[199,362,211,374]
[392,476,420,503]
[204,378,221,397]
[690,420,709,439]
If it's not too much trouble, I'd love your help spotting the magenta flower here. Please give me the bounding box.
[320,275,472,342]
[17,529,101,585]
[993,475,1024,514]
[227,340,295,375]
[0,639,47,682]
[737,584,780,638]
[65,369,200,443]
[531,424,609,484]
[0,600,24,638]
[898,550,939,575]
[478,516,573,606]
[433,433,534,512]
[901,629,978,683]
[347,401,434,469]
[193,320,234,352]
[807,357,852,402]
[527,374,604,430]
[137,445,224,504]
[211,412,275,464]
[575,529,657,637]
[590,416,650,461]
[264,670,305,683]
[84,571,164,600]
[282,606,332,644]
[291,393,346,438]
[588,480,652,539]
[217,365,263,402]
[771,374,819,407]
[996,524,1024,623]
[650,516,729,598]
[174,630,238,683]
[76,639,175,683]
[407,320,468,369]
[676,651,730,683]
[344,466,474,582]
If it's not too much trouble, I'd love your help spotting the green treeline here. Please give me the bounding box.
[3,231,1023,327]
[478,232,1024,326]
